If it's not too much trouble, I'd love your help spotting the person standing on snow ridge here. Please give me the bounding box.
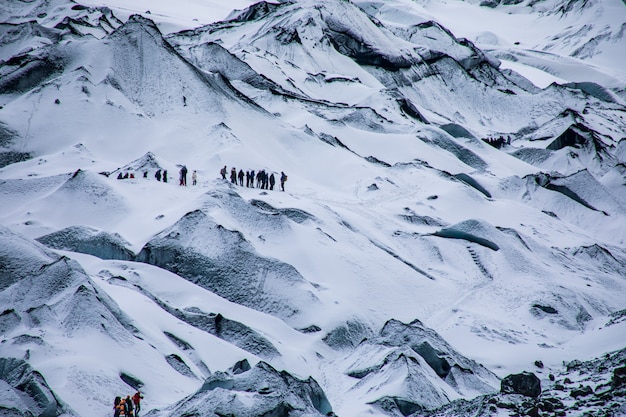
[230,167,237,184]
[163,170,168,183]
[113,396,122,417]
[269,173,275,190]
[132,392,144,416]
[280,171,287,191]
[238,169,244,186]
[179,165,188,186]
[192,170,197,186]
[220,165,227,180]
[125,395,134,417]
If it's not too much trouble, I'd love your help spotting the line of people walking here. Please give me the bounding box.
[114,392,143,417]
[220,166,287,191]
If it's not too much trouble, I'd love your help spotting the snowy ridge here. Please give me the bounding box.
[1,0,625,416]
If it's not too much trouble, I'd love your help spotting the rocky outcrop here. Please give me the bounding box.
[0,358,76,417]
[36,225,134,260]
[146,360,333,417]
[343,319,499,411]
[135,209,320,323]
[500,372,541,397]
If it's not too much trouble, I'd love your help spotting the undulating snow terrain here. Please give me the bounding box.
[1,0,625,416]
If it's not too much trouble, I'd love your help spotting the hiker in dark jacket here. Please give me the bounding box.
[230,167,237,184]
[280,171,287,191]
[124,395,134,417]
[269,173,276,190]
[238,169,244,186]
[113,396,121,417]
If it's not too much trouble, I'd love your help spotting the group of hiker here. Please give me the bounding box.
[482,135,511,149]
[116,164,287,191]
[113,392,143,417]
[220,166,287,191]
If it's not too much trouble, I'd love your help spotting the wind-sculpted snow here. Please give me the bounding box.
[1,0,626,416]
[432,219,500,251]
[36,225,135,260]
[104,15,254,117]
[0,226,133,340]
[146,360,333,417]
[0,357,76,417]
[135,208,321,324]
[421,347,626,417]
[161,305,281,359]
[343,319,499,411]
[31,169,128,229]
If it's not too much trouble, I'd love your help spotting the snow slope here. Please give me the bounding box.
[1,1,625,416]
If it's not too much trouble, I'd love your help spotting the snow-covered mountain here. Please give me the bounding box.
[1,0,625,416]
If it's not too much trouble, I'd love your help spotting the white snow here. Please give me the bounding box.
[1,0,625,416]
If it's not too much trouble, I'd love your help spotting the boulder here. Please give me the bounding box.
[501,372,541,397]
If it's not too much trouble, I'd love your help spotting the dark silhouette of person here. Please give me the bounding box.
[163,170,168,183]
[114,396,121,417]
[256,170,262,188]
[117,172,123,180]
[132,392,144,416]
[124,395,134,417]
[280,171,287,191]
[246,171,251,187]
[155,169,162,181]
[238,169,244,186]
[269,173,275,190]
[230,167,237,184]
[250,170,255,187]
[220,165,227,180]
[180,165,188,186]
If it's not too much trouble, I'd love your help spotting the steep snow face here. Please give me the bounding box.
[1,0,626,416]
[168,0,626,138]
[358,0,626,92]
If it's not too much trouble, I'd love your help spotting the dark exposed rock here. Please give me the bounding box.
[613,366,626,388]
[165,354,196,378]
[433,221,500,251]
[0,309,21,334]
[249,199,315,223]
[397,98,429,123]
[531,304,558,315]
[119,372,144,390]
[501,372,541,397]
[229,358,251,375]
[439,123,476,139]
[162,307,280,359]
[148,361,332,417]
[344,319,498,411]
[0,54,63,94]
[135,209,320,322]
[454,173,492,198]
[422,132,488,172]
[369,396,424,416]
[324,25,413,70]
[225,1,283,23]
[570,385,593,398]
[323,319,371,349]
[298,324,322,334]
[0,358,75,417]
